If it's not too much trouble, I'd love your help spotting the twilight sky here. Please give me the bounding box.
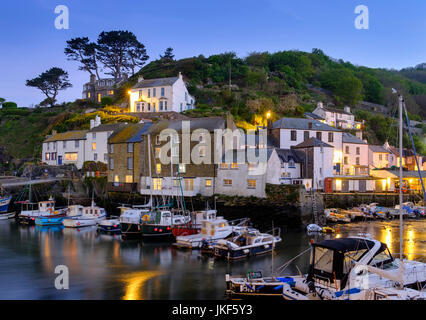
[1,0,425,107]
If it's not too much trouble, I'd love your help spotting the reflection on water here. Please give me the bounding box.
[0,219,424,299]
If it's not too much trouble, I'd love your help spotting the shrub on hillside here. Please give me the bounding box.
[101,96,113,107]
[2,102,18,109]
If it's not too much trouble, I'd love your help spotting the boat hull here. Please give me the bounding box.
[141,224,173,239]
[0,196,12,213]
[35,216,65,226]
[0,212,15,220]
[214,243,276,260]
[120,222,142,239]
[172,225,199,237]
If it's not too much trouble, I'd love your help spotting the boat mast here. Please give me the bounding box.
[398,94,404,261]
[148,134,153,209]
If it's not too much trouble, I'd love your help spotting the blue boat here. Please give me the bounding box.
[35,216,65,226]
[0,195,12,213]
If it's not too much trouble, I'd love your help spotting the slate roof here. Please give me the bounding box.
[133,76,179,89]
[293,137,333,149]
[89,123,126,133]
[275,149,305,163]
[304,112,324,120]
[369,145,391,154]
[108,123,150,144]
[272,118,341,132]
[342,132,367,145]
[44,130,88,142]
[146,117,226,135]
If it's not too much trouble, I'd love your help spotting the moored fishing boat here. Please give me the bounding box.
[171,209,217,237]
[98,218,121,234]
[18,198,66,225]
[213,228,282,260]
[0,194,12,215]
[120,208,150,239]
[140,208,190,239]
[63,204,106,228]
[35,216,65,226]
[174,217,250,249]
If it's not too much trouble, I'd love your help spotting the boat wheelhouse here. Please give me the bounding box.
[172,209,217,237]
[119,208,150,239]
[140,209,190,239]
[18,199,65,225]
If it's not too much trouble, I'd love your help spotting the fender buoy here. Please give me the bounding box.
[142,215,150,222]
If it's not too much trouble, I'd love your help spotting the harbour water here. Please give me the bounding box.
[0,219,424,300]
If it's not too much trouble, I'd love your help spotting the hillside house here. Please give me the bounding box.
[82,74,128,103]
[129,73,195,113]
[312,102,362,130]
[369,145,392,169]
[342,132,369,176]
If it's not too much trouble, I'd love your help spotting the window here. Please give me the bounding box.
[180,103,183,112]
[159,101,163,111]
[148,89,151,98]
[138,90,142,98]
[289,159,295,168]
[104,153,108,161]
[109,90,114,95]
[328,132,334,143]
[127,143,134,153]
[356,157,360,165]
[356,147,360,155]
[127,157,133,170]
[109,158,114,170]
[47,143,50,151]
[161,88,165,97]
[304,131,310,141]
[148,103,151,111]
[291,130,297,141]
[344,157,348,165]
[223,179,232,186]
[114,175,119,183]
[379,154,383,161]
[164,101,168,111]
[247,180,256,189]
[51,153,56,160]
[184,179,194,191]
[231,163,239,169]
[316,132,322,141]
[126,175,133,183]
[220,163,229,170]
[185,92,188,101]
[248,163,256,171]
[155,148,161,158]
[156,163,161,174]
[110,144,114,154]
[94,153,97,161]
[205,179,212,187]
[45,153,50,161]
[155,136,160,145]
[345,146,350,154]
[153,178,162,190]
[153,88,156,97]
[178,164,186,173]
[65,153,78,161]
[92,142,96,151]
[92,133,96,139]
[63,141,67,149]
[98,94,101,103]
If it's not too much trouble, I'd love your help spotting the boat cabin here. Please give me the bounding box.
[200,217,229,237]
[307,238,393,291]
[191,210,217,227]
[38,200,56,213]
[120,209,150,224]
[67,205,84,217]
[83,206,105,216]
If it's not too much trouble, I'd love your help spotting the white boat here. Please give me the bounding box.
[119,208,150,238]
[0,212,15,220]
[174,217,250,249]
[97,218,121,234]
[63,204,106,228]
[213,228,282,260]
[18,198,66,225]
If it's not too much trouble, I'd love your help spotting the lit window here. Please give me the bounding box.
[153,178,162,190]
[178,164,186,173]
[247,180,256,189]
[108,90,114,95]
[65,153,78,161]
[223,179,232,186]
[205,179,212,187]
[220,163,229,170]
[92,142,96,151]
[156,163,161,174]
[231,163,239,169]
[185,179,194,191]
[98,94,101,102]
[155,148,161,158]
[126,175,133,183]
[45,153,50,161]
[114,175,119,183]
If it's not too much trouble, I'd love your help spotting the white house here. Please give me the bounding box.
[270,117,343,175]
[293,138,334,190]
[369,145,392,169]
[85,116,125,164]
[215,149,273,198]
[129,72,195,113]
[42,130,88,169]
[312,102,362,130]
[267,149,305,185]
[342,132,369,176]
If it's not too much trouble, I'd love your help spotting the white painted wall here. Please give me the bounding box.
[312,146,334,190]
[342,143,369,175]
[85,131,112,164]
[42,139,86,169]
[368,150,391,169]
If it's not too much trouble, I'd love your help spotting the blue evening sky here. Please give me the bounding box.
[0,0,425,107]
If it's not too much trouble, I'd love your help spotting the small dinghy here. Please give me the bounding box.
[306,224,323,233]
[213,228,281,260]
[97,218,121,234]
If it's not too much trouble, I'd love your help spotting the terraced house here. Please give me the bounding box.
[128,72,195,113]
[138,117,236,197]
[42,130,88,169]
[107,122,152,193]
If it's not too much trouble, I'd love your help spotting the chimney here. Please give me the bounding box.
[317,101,323,109]
[344,106,351,114]
[308,122,313,129]
[52,130,57,136]
[90,119,95,130]
[94,115,101,128]
[138,75,144,83]
[384,140,390,150]
[356,131,363,140]
[90,74,96,84]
